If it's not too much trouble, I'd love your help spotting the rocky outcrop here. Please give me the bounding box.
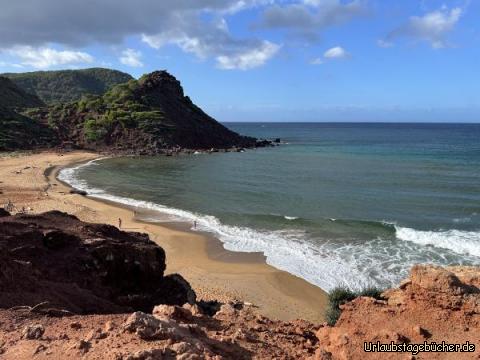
[129,71,258,150]
[0,237,478,360]
[0,302,319,359]
[33,70,263,154]
[314,265,480,359]
[0,210,195,314]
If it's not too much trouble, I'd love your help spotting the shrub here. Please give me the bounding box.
[84,119,107,142]
[325,285,384,326]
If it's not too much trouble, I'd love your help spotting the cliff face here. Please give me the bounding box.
[314,265,480,359]
[0,211,195,314]
[36,71,257,153]
[133,71,257,149]
[0,209,478,359]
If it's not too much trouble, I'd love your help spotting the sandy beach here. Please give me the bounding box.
[0,150,327,322]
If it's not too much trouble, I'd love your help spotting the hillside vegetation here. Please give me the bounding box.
[34,70,256,153]
[0,107,56,150]
[3,68,133,104]
[0,77,54,150]
[1,69,259,153]
[0,76,45,109]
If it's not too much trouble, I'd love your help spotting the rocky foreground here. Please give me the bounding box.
[0,210,479,359]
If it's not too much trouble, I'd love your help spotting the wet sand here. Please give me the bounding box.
[0,151,327,322]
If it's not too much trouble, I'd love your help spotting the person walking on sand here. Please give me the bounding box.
[118,218,122,229]
[194,220,197,229]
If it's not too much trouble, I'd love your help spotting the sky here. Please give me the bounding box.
[0,0,479,122]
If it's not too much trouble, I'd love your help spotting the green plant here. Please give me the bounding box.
[325,286,384,326]
[84,119,106,142]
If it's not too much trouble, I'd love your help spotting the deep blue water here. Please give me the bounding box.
[60,123,480,290]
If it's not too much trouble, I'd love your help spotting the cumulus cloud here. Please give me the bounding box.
[0,0,280,70]
[5,46,94,69]
[259,0,366,41]
[216,41,280,70]
[383,6,463,49]
[323,46,348,59]
[0,0,269,47]
[310,45,349,65]
[120,48,144,67]
[142,15,280,70]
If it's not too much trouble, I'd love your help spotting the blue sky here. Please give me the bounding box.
[1,0,478,122]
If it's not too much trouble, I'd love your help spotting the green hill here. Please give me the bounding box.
[0,77,55,150]
[33,71,256,153]
[0,107,56,151]
[0,76,45,109]
[2,68,133,104]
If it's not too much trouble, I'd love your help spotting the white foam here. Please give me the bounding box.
[58,160,388,291]
[284,216,298,220]
[396,226,480,258]
[58,160,480,292]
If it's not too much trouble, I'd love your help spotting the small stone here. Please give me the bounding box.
[412,325,431,339]
[339,334,349,345]
[399,279,412,289]
[77,340,91,354]
[153,305,192,322]
[70,322,82,330]
[22,324,45,340]
[33,344,47,355]
[214,304,236,318]
[105,320,115,332]
[171,341,190,354]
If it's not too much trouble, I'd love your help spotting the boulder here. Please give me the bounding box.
[22,324,45,340]
[0,211,195,314]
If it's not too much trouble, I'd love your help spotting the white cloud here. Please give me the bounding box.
[259,0,366,41]
[0,0,281,71]
[323,46,348,59]
[5,46,94,69]
[384,6,463,49]
[216,41,280,70]
[310,57,323,65]
[120,48,143,67]
[142,17,281,70]
[310,45,349,65]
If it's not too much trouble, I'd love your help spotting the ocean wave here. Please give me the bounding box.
[58,161,392,290]
[58,160,480,292]
[395,226,480,258]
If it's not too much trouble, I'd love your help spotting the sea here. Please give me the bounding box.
[59,123,480,292]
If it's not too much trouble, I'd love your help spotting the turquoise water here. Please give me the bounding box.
[60,123,480,291]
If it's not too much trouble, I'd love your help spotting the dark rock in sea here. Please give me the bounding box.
[0,211,196,314]
[255,139,275,148]
[70,189,88,196]
[274,138,281,143]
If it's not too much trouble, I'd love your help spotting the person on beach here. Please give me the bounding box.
[118,218,122,229]
[194,220,197,229]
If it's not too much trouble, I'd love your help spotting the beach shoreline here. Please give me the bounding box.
[0,150,327,322]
